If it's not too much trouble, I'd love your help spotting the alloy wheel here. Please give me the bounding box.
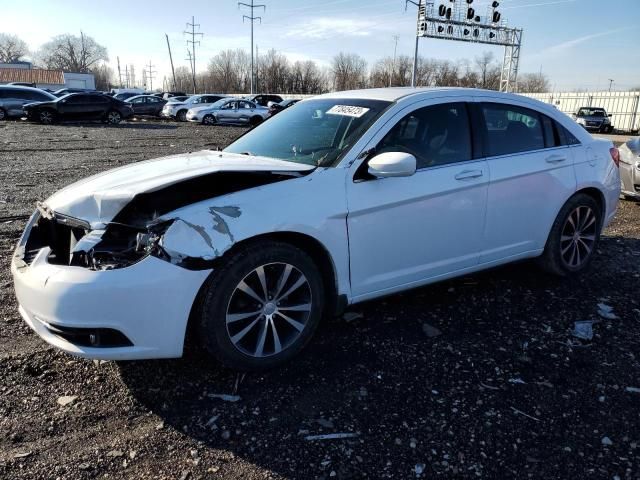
[108,111,121,124]
[225,262,312,358]
[203,115,215,125]
[40,110,53,124]
[560,206,597,268]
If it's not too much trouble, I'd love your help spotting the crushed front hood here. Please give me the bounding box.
[45,151,314,227]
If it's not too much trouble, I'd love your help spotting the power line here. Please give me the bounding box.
[184,16,203,94]
[239,0,266,94]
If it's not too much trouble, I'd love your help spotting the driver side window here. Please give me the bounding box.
[377,103,472,169]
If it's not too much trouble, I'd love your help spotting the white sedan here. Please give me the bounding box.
[186,98,269,126]
[12,88,620,370]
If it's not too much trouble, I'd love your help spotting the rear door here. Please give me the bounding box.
[476,100,577,262]
[346,97,489,299]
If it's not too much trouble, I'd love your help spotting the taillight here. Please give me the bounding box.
[610,147,620,168]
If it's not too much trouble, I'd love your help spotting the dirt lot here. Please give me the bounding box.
[0,120,638,480]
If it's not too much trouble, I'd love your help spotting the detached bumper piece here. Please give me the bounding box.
[43,322,133,348]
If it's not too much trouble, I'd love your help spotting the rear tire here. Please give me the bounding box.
[0,108,6,120]
[197,241,324,371]
[537,193,602,276]
[249,115,263,126]
[176,109,187,122]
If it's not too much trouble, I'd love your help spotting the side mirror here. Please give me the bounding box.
[367,151,417,178]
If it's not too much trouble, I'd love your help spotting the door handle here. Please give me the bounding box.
[455,170,483,180]
[545,154,567,164]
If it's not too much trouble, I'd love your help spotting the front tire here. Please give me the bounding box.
[537,193,602,276]
[0,108,6,120]
[38,109,56,125]
[106,110,122,124]
[197,241,324,371]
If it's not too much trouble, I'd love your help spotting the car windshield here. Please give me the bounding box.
[225,98,391,167]
[578,108,605,117]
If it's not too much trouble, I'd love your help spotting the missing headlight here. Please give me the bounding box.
[72,220,174,271]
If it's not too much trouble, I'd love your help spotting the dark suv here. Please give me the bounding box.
[23,93,134,124]
[573,107,614,133]
[0,86,57,120]
[245,94,284,107]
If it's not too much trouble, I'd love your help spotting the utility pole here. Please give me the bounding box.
[390,35,399,87]
[186,50,195,93]
[125,65,129,88]
[608,79,614,92]
[405,0,420,87]
[146,60,156,91]
[165,34,177,91]
[184,16,203,94]
[117,56,123,88]
[239,0,266,94]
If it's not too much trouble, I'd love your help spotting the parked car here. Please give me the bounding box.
[572,107,614,133]
[53,88,97,97]
[153,91,187,99]
[126,95,167,117]
[113,92,142,101]
[11,88,620,370]
[23,93,134,124]
[167,95,189,103]
[0,85,57,120]
[619,136,640,199]
[186,98,268,125]
[245,94,284,107]
[161,94,228,121]
[268,98,300,117]
[6,81,37,87]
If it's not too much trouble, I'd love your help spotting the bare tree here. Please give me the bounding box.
[331,52,367,91]
[37,32,108,72]
[434,60,460,86]
[415,57,438,87]
[0,33,29,63]
[174,66,194,93]
[260,49,290,93]
[517,72,550,93]
[91,63,114,91]
[475,51,496,89]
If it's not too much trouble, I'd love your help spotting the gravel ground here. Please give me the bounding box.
[0,120,638,480]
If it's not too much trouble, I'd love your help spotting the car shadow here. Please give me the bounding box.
[117,234,640,478]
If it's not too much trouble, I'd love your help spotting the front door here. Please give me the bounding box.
[346,98,489,300]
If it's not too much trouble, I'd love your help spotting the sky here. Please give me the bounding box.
[2,0,639,91]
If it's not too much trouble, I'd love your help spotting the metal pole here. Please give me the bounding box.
[412,35,418,87]
[251,2,254,94]
[166,34,176,91]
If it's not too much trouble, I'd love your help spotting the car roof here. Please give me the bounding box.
[1,85,50,92]
[314,87,538,103]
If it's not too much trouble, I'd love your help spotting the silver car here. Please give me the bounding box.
[619,137,640,199]
[186,98,269,126]
[0,85,57,120]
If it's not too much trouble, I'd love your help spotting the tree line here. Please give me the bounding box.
[1,31,550,93]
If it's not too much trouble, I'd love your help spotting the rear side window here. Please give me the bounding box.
[377,102,472,169]
[557,123,581,146]
[481,103,544,156]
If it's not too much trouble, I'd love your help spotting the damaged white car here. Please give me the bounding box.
[12,88,620,370]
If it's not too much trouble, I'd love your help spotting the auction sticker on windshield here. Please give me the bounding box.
[326,105,370,118]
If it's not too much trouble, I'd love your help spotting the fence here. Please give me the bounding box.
[522,91,640,133]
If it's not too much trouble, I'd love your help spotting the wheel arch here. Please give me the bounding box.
[183,230,343,353]
[575,186,605,218]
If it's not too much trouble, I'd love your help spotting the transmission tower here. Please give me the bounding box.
[184,16,203,94]
[405,0,420,87]
[145,60,156,91]
[239,0,266,94]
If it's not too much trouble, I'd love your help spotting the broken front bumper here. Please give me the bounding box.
[11,247,210,360]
